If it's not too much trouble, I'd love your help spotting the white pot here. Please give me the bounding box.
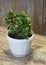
[6,31,34,57]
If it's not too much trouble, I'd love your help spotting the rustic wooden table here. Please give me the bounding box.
[0,26,46,65]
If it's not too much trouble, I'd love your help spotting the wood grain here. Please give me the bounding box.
[0,0,46,34]
[0,0,34,28]
[34,0,43,34]
[0,26,46,65]
[0,0,16,26]
[42,0,46,35]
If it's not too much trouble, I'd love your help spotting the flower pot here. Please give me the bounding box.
[6,31,34,57]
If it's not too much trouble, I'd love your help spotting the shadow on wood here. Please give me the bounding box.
[4,49,33,64]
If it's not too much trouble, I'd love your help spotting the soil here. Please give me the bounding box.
[8,32,32,39]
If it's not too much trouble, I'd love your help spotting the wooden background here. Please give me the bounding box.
[0,0,46,34]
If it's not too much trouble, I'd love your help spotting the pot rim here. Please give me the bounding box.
[6,31,34,41]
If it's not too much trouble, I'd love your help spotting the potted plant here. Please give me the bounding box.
[3,10,34,57]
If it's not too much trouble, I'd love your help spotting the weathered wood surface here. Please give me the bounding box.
[0,0,46,34]
[42,0,46,35]
[0,0,34,26]
[0,26,46,65]
[0,0,15,26]
[34,0,43,34]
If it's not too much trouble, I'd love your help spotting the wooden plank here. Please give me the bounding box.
[34,0,43,34]
[15,0,27,14]
[0,0,16,26]
[26,0,34,30]
[42,0,46,35]
[0,0,4,26]
[0,0,44,35]
[0,0,34,27]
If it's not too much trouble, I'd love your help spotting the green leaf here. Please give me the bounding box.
[3,10,33,39]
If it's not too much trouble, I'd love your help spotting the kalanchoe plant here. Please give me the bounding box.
[4,9,33,39]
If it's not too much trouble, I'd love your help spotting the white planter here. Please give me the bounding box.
[6,31,34,57]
